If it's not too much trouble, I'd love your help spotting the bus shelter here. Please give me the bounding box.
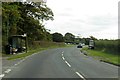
[8,34,27,54]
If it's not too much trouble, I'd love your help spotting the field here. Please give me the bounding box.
[95,40,119,55]
[82,39,120,66]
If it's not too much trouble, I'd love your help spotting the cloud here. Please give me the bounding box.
[89,15,117,26]
[45,0,119,39]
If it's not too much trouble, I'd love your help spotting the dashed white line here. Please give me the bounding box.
[61,50,85,79]
[65,61,71,67]
[62,57,65,60]
[4,69,11,74]
[75,72,85,80]
[14,63,18,66]
[62,54,63,56]
[0,74,5,78]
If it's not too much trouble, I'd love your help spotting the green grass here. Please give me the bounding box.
[7,48,45,60]
[6,43,67,60]
[82,47,119,65]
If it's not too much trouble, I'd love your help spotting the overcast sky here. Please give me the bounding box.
[45,0,119,39]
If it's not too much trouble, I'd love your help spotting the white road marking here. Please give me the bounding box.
[75,72,85,79]
[14,64,18,66]
[65,61,71,67]
[21,59,25,62]
[4,69,11,74]
[17,61,21,65]
[18,59,25,64]
[62,57,65,60]
[61,51,85,79]
[0,74,5,78]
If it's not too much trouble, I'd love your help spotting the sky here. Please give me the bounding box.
[44,0,119,39]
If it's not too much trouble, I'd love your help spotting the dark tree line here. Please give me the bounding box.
[52,32,91,45]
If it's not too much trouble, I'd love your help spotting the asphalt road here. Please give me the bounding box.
[2,46,119,79]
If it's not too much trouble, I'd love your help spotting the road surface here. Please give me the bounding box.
[1,46,119,79]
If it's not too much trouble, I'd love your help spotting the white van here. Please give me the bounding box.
[89,40,95,49]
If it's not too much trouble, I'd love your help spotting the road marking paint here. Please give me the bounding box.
[62,57,65,60]
[0,74,5,78]
[62,51,64,53]
[4,69,11,74]
[14,64,18,66]
[18,59,25,64]
[21,59,25,62]
[75,72,85,79]
[62,54,63,56]
[65,61,71,67]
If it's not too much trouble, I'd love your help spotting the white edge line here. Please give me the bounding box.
[0,74,5,78]
[65,61,71,67]
[62,51,64,53]
[4,69,11,74]
[62,54,63,56]
[76,72,85,79]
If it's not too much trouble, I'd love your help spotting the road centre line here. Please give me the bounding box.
[62,57,65,60]
[75,72,85,80]
[14,63,18,66]
[62,54,63,56]
[65,61,71,67]
[61,50,86,79]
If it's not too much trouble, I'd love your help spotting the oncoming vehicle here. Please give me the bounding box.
[89,40,95,49]
[77,43,82,48]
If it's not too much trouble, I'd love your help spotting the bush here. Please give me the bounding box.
[28,41,65,50]
[95,40,119,55]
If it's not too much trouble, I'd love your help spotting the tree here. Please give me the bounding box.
[52,33,64,42]
[90,36,97,40]
[16,2,54,41]
[64,32,75,43]
[2,2,22,46]
[2,2,54,51]
[2,2,54,42]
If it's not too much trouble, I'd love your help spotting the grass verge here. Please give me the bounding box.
[5,44,68,60]
[7,48,45,60]
[82,47,119,66]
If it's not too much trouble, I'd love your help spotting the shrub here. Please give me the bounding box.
[95,40,119,55]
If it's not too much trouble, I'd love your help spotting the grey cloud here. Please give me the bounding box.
[89,15,117,26]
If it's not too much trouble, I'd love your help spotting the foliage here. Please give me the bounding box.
[2,2,54,52]
[2,2,54,54]
[95,40,119,55]
[89,36,98,40]
[82,47,119,65]
[52,32,64,42]
[64,32,75,43]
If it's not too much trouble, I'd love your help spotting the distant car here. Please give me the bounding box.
[77,44,82,48]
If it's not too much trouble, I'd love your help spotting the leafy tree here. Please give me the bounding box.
[64,32,75,43]
[52,33,64,42]
[2,2,21,46]
[90,36,97,40]
[2,2,54,42]
[2,2,54,52]
[16,2,54,41]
